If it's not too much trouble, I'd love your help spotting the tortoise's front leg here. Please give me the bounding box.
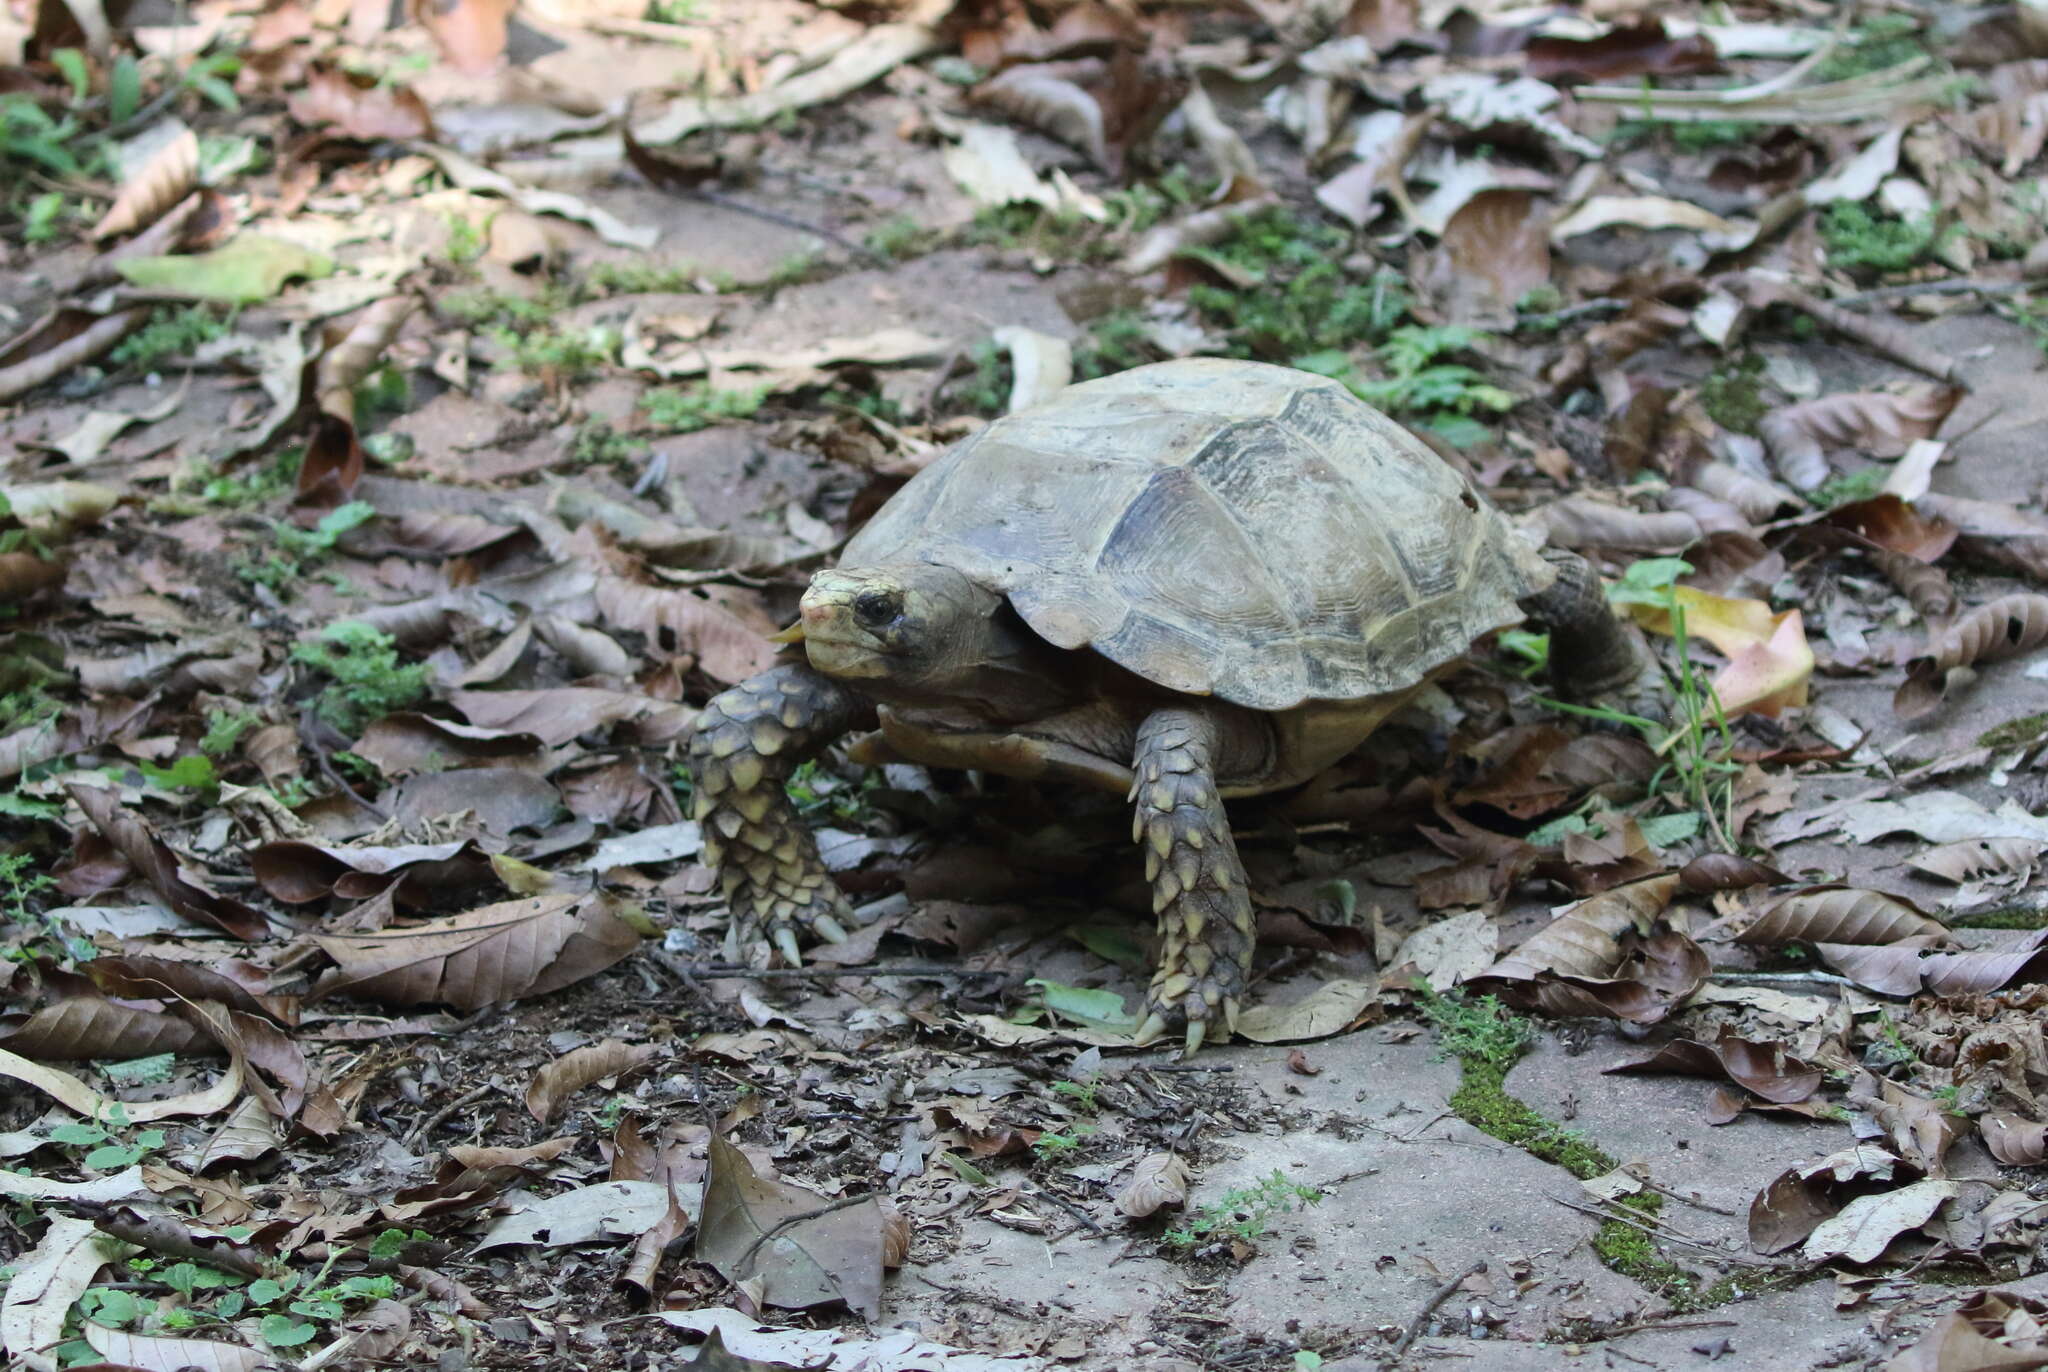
[1523,547,1667,721]
[688,664,876,967]
[1129,706,1255,1055]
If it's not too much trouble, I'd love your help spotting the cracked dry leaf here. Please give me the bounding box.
[309,890,646,1011]
[1,1216,140,1372]
[474,1179,674,1251]
[84,1325,275,1371]
[0,1047,243,1124]
[1801,1179,1958,1265]
[1982,1114,2048,1165]
[1606,1029,1823,1104]
[1478,875,1679,983]
[1911,838,2045,885]
[0,995,214,1060]
[525,1039,661,1124]
[1898,595,2048,720]
[1758,386,1961,491]
[696,1133,883,1320]
[1749,1146,1908,1256]
[1851,1074,1963,1176]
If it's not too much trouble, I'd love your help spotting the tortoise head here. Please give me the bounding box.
[797,564,1008,692]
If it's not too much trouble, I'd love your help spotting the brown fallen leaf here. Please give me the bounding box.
[1851,1072,1962,1176]
[309,890,646,1011]
[66,784,270,940]
[249,838,490,908]
[0,997,214,1061]
[315,295,418,421]
[1605,1029,1823,1104]
[1749,1146,1909,1256]
[1477,875,1681,983]
[1898,595,2048,720]
[1526,20,1718,82]
[92,127,199,241]
[1757,386,1960,491]
[526,1040,661,1124]
[1115,1152,1191,1218]
[1802,1178,1959,1265]
[696,1132,883,1319]
[1822,494,1959,563]
[0,307,147,403]
[1911,838,2046,885]
[1523,497,1702,552]
[1884,1304,2048,1372]
[1981,1114,2048,1166]
[1736,886,1947,947]
[1678,853,1789,893]
[288,66,434,140]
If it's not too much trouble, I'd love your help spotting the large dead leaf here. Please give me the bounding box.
[1475,875,1679,983]
[1982,1115,2048,1166]
[250,839,490,907]
[1235,976,1380,1043]
[309,890,646,1011]
[0,1047,243,1124]
[0,997,214,1060]
[1526,20,1718,81]
[1885,1304,2048,1372]
[1737,887,1947,947]
[474,1179,673,1251]
[1749,1146,1908,1256]
[66,785,268,939]
[414,0,511,74]
[288,66,433,140]
[696,1133,883,1319]
[2,1216,139,1372]
[1116,1153,1191,1218]
[1801,1179,1958,1265]
[1851,1073,1963,1176]
[1606,1030,1823,1104]
[91,126,198,241]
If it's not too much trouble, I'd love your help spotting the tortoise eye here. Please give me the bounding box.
[853,590,899,627]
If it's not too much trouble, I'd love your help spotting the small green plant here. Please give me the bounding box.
[584,260,708,295]
[1031,1125,1094,1159]
[1616,117,1750,151]
[756,250,819,292]
[177,51,243,111]
[1183,209,1409,361]
[290,622,429,733]
[187,447,301,509]
[864,214,928,261]
[785,759,879,823]
[1161,1170,1323,1252]
[489,323,618,378]
[443,212,487,265]
[1819,201,1943,274]
[137,754,220,803]
[1073,310,1160,381]
[570,420,648,467]
[1541,557,1739,846]
[1,92,87,180]
[1338,325,1517,434]
[1050,1075,1103,1112]
[1808,465,1888,510]
[235,501,376,596]
[1699,351,1766,435]
[641,383,768,433]
[109,305,229,369]
[22,191,69,243]
[645,0,702,21]
[1813,14,1924,84]
[441,288,561,329]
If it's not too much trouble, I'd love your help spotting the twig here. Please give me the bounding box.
[659,960,992,980]
[1830,278,2031,310]
[1711,970,1858,988]
[1605,1319,1740,1339]
[1550,1194,1775,1267]
[1390,1258,1486,1357]
[915,1273,1038,1320]
[685,186,882,266]
[1634,1177,1739,1218]
[403,1084,497,1146]
[1025,1185,1106,1236]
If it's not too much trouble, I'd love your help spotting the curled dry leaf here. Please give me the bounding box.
[1749,1146,1907,1256]
[66,784,270,940]
[316,295,419,420]
[1605,1029,1824,1104]
[1433,189,1551,326]
[1851,1073,1963,1176]
[91,127,198,241]
[1823,494,1958,563]
[0,308,147,404]
[1736,886,1946,947]
[0,996,215,1061]
[4,1217,141,1372]
[414,0,512,75]
[1757,386,1960,491]
[1523,497,1702,551]
[1475,875,1679,983]
[973,61,1108,167]
[1898,595,2048,720]
[1526,21,1718,82]
[1981,1113,2048,1165]
[526,1039,661,1124]
[1116,1152,1192,1217]
[697,1132,883,1319]
[1690,461,1798,524]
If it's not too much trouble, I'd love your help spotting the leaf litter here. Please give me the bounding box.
[5,0,2048,1366]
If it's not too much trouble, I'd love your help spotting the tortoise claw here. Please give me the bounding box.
[1182,1018,1208,1057]
[1132,1012,1168,1047]
[773,926,803,967]
[813,914,850,945]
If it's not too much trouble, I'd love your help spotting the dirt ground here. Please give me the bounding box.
[5,2,2048,1371]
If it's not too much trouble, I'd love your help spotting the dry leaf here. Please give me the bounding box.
[92,127,198,241]
[1116,1153,1191,1217]
[526,1040,660,1124]
[414,0,511,74]
[1801,1179,1957,1265]
[1737,886,1947,946]
[1899,595,2048,720]
[696,1133,883,1319]
[288,66,434,140]
[1982,1114,2048,1166]
[1606,1030,1823,1103]
[1757,386,1960,491]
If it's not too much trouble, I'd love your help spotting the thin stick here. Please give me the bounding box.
[404,1084,496,1147]
[1390,1259,1486,1356]
[662,961,990,980]
[1550,1194,1775,1267]
[685,187,882,266]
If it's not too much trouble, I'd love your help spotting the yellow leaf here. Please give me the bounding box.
[1710,609,1813,718]
[1627,587,1779,658]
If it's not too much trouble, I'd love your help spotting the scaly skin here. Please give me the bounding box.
[1128,707,1255,1056]
[1526,547,1668,722]
[688,664,875,966]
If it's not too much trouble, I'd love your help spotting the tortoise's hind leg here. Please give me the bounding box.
[1522,547,1667,721]
[1129,706,1256,1055]
[688,664,876,967]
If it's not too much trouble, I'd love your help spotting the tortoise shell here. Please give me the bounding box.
[841,358,1554,711]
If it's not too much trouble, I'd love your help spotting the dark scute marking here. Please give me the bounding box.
[1098,466,1296,636]
[1277,382,1366,455]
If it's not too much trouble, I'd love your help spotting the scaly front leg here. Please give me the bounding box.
[688,664,875,966]
[1129,707,1256,1055]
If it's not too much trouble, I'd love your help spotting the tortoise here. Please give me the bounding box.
[687,358,1657,1052]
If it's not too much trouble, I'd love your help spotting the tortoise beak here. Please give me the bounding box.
[769,621,805,644]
